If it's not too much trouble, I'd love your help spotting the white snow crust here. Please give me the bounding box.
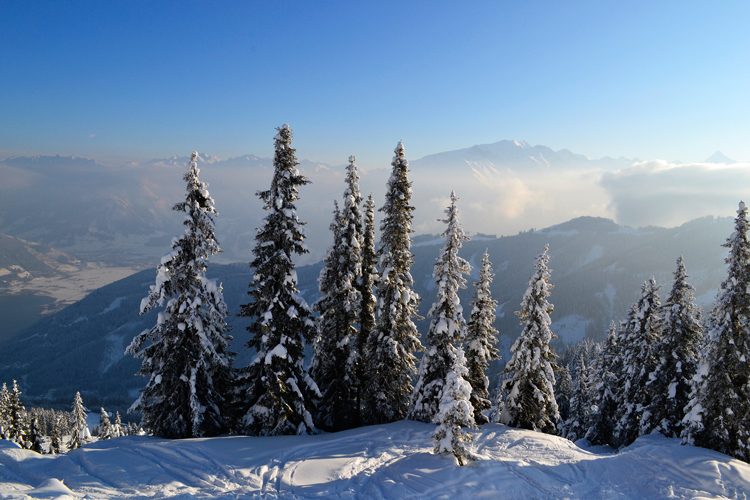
[1,422,749,499]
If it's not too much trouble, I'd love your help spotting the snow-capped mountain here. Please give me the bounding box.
[703,150,737,164]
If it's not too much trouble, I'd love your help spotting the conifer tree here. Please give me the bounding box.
[365,142,423,424]
[114,411,123,438]
[0,383,8,439]
[615,278,662,447]
[98,408,112,440]
[69,392,88,450]
[409,192,472,423]
[642,256,702,437]
[555,364,574,429]
[237,125,318,436]
[683,201,750,462]
[586,321,622,446]
[465,250,500,425]
[51,416,64,454]
[563,356,592,442]
[28,416,45,453]
[5,381,29,447]
[310,156,364,431]
[126,151,234,439]
[497,245,559,433]
[357,194,378,421]
[433,349,476,466]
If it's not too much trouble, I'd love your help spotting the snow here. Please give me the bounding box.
[579,244,604,267]
[1,422,749,499]
[99,297,125,315]
[551,314,593,345]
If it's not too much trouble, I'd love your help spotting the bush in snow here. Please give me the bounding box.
[365,141,423,424]
[497,245,559,434]
[237,125,318,436]
[683,201,750,463]
[432,349,476,466]
[409,192,472,423]
[465,250,501,425]
[126,151,234,439]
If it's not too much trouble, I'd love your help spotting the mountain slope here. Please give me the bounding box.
[1,421,748,499]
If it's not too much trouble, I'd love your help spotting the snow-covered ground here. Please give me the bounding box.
[1,421,749,499]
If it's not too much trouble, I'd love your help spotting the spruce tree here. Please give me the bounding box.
[555,364,574,430]
[126,151,234,439]
[357,194,378,420]
[586,321,622,446]
[642,256,702,437]
[365,141,423,424]
[114,411,123,438]
[683,201,750,462]
[237,124,318,436]
[615,278,662,448]
[497,245,559,433]
[465,250,500,425]
[69,392,88,450]
[51,416,64,454]
[0,383,7,440]
[563,356,592,442]
[98,408,112,440]
[433,349,476,466]
[5,380,29,447]
[28,416,45,453]
[409,192,472,423]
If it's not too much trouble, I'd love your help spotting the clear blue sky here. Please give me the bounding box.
[2,1,749,167]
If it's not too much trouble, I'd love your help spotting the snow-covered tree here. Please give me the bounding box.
[433,349,476,466]
[615,277,662,448]
[69,392,89,450]
[683,201,750,462]
[563,356,593,442]
[28,416,45,453]
[365,141,423,424]
[113,412,123,438]
[357,194,378,417]
[409,192,472,423]
[586,321,622,446]
[465,250,500,425]
[98,408,113,440]
[51,416,64,454]
[555,365,574,429]
[497,245,559,434]
[126,151,234,439]
[4,381,29,447]
[237,125,318,436]
[310,156,365,431]
[0,383,7,439]
[642,256,702,438]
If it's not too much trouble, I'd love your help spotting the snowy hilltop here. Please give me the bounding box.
[1,420,749,499]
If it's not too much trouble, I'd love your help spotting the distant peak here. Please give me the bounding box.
[703,151,736,164]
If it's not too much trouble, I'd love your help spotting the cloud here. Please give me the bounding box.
[600,160,750,227]
[89,134,96,139]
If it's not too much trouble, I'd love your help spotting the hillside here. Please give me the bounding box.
[1,421,749,499]
[0,215,734,412]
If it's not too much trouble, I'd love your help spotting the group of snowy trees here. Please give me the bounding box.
[555,201,750,463]
[0,383,140,454]
[121,123,750,467]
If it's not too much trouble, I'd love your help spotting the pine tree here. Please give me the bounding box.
[0,383,7,440]
[563,356,592,442]
[586,321,622,446]
[433,349,476,466]
[465,250,500,425]
[555,365,574,430]
[69,392,88,450]
[357,194,378,421]
[409,192,472,423]
[642,256,702,437]
[497,245,559,433]
[126,151,234,439]
[114,411,123,438]
[98,408,112,440]
[28,416,45,453]
[51,416,64,454]
[615,278,662,448]
[365,141,423,424]
[237,124,318,436]
[683,201,750,462]
[5,380,29,447]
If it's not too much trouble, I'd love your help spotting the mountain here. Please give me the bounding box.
[0,215,732,412]
[2,421,748,499]
[703,150,737,164]
[410,139,639,171]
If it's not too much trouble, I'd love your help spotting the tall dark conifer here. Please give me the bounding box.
[127,152,233,438]
[237,125,318,436]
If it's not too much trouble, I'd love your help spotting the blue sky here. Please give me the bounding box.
[1,1,749,168]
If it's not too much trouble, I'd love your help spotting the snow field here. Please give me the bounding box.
[2,421,749,499]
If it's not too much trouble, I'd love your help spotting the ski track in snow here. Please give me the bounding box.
[1,421,750,499]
